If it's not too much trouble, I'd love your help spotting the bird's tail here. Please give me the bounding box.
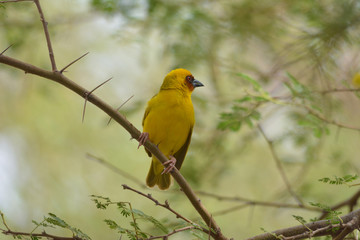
[146,157,171,190]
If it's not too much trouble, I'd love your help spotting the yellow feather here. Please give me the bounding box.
[352,72,360,88]
[142,69,201,190]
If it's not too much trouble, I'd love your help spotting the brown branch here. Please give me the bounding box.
[2,230,84,240]
[122,184,212,237]
[33,0,57,71]
[122,184,195,225]
[0,0,32,2]
[258,125,304,206]
[246,208,360,240]
[0,55,227,240]
[1,211,83,240]
[332,218,355,240]
[60,52,89,73]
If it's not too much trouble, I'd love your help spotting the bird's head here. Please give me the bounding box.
[160,68,204,94]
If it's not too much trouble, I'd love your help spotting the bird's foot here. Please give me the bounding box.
[162,155,177,174]
[138,132,149,149]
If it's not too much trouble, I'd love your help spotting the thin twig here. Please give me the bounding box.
[33,0,57,71]
[60,52,89,73]
[258,125,304,206]
[318,88,360,95]
[126,202,141,239]
[107,95,134,125]
[2,230,84,240]
[0,45,13,56]
[302,104,360,131]
[86,153,147,189]
[1,211,83,240]
[122,184,194,225]
[82,77,113,122]
[197,191,322,213]
[211,204,248,216]
[146,226,196,240]
[0,0,32,2]
[0,212,10,231]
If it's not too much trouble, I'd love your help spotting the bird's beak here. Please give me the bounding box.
[192,79,204,88]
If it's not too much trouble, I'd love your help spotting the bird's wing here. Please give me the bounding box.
[142,97,155,157]
[174,126,193,170]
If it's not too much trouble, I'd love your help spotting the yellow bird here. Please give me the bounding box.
[138,69,204,190]
[352,72,360,88]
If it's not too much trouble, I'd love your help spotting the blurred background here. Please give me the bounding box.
[1,0,360,239]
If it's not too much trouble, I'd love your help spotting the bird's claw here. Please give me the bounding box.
[138,132,149,149]
[162,156,177,174]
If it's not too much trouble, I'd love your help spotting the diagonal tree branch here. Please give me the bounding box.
[258,125,304,206]
[0,54,227,240]
[33,0,58,71]
[246,208,360,240]
[0,0,32,2]
[122,184,201,228]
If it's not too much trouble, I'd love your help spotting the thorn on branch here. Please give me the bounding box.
[82,77,113,123]
[60,52,89,74]
[107,95,134,125]
[0,45,13,56]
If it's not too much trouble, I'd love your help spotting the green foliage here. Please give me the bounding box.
[41,213,91,240]
[318,175,358,185]
[218,102,261,131]
[284,73,314,102]
[218,74,267,131]
[309,202,342,224]
[91,195,169,239]
[292,215,307,225]
[296,114,330,138]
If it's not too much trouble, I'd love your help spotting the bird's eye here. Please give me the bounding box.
[186,76,192,82]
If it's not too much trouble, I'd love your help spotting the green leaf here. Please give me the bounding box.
[90,195,112,209]
[44,213,91,240]
[132,209,168,234]
[236,96,252,103]
[319,175,358,185]
[309,202,342,222]
[293,215,307,224]
[104,219,119,230]
[237,73,262,92]
[46,213,68,228]
[284,73,314,102]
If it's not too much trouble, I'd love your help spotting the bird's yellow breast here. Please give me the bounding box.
[143,89,194,156]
